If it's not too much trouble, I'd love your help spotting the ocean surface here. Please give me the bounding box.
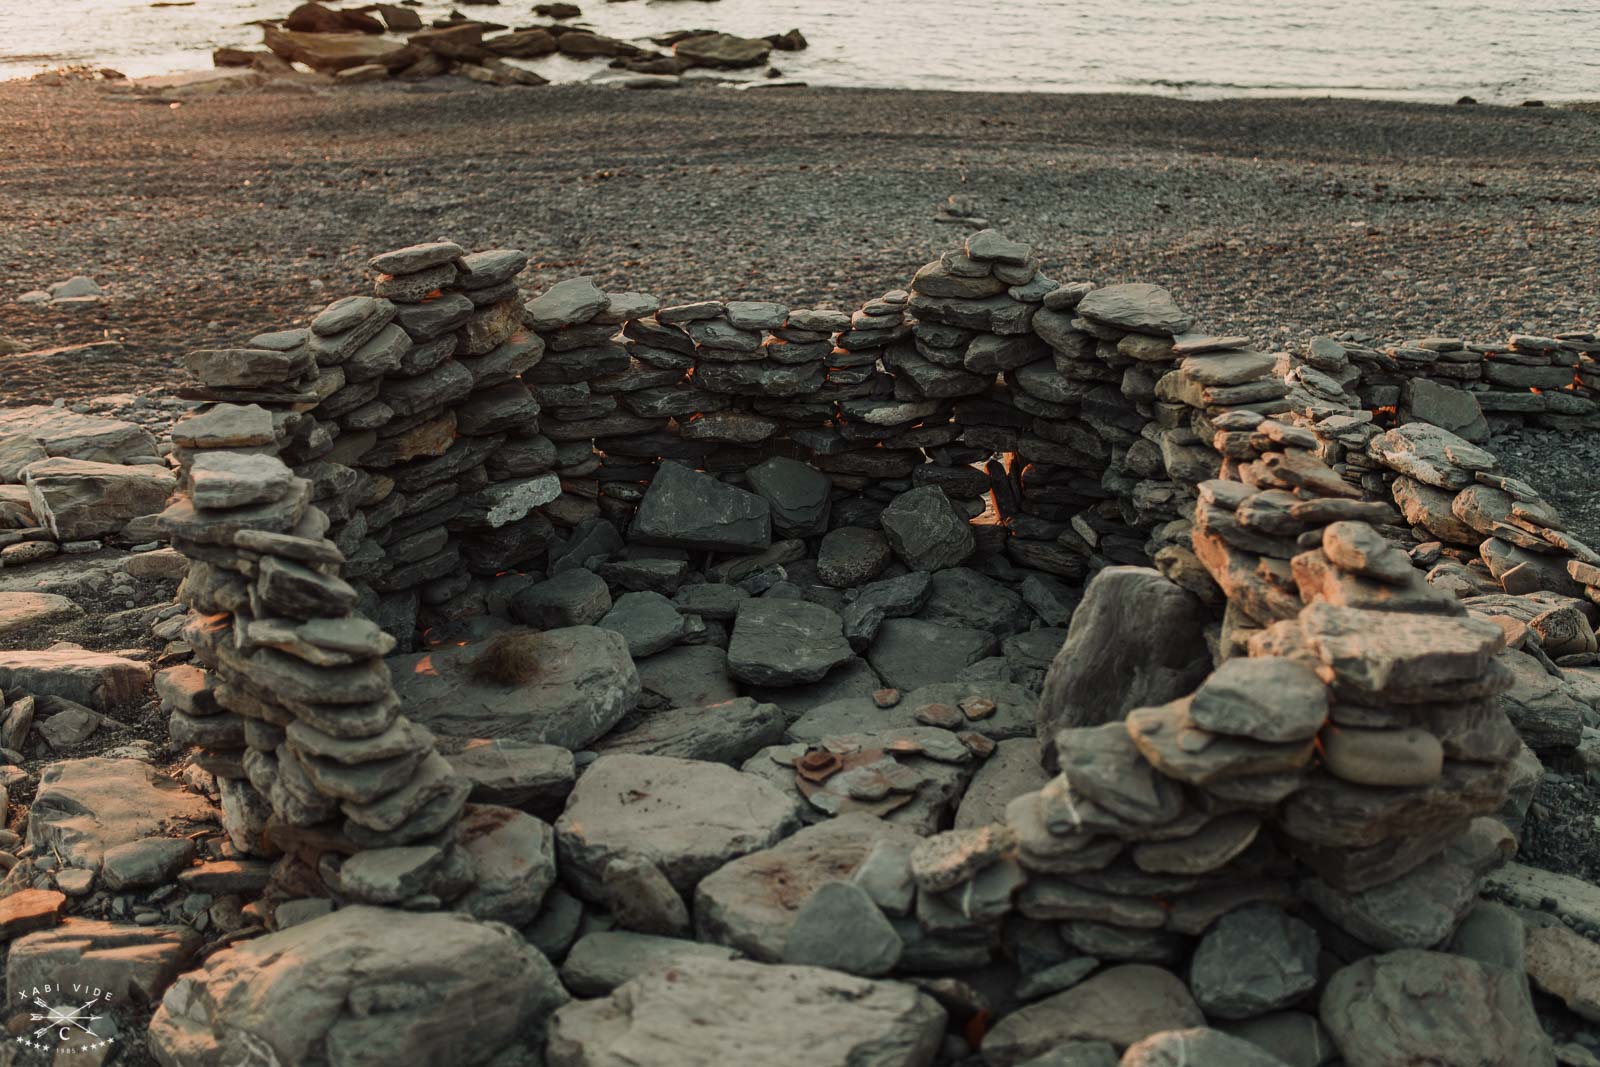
[4,0,1599,101]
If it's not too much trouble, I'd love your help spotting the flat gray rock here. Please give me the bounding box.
[559,931,738,997]
[0,405,159,476]
[555,753,800,901]
[511,569,613,628]
[454,805,559,927]
[24,457,175,540]
[594,697,786,765]
[695,814,923,961]
[597,591,687,658]
[745,656,883,718]
[443,738,575,814]
[746,457,831,538]
[1075,282,1191,336]
[634,644,740,709]
[781,882,902,976]
[1189,905,1320,1019]
[27,757,215,872]
[919,567,1033,636]
[0,590,82,638]
[631,461,771,553]
[789,681,1037,745]
[526,277,607,331]
[983,965,1205,1066]
[546,957,945,1067]
[865,618,996,691]
[955,737,1050,828]
[391,627,639,749]
[1189,656,1329,743]
[1319,950,1554,1067]
[728,599,854,686]
[817,527,893,588]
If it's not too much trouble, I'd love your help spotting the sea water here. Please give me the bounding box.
[2,0,1597,102]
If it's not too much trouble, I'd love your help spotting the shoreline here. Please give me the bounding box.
[14,60,1600,110]
[2,79,1598,409]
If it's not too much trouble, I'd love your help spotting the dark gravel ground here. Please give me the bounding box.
[2,79,1599,404]
[1492,428,1600,550]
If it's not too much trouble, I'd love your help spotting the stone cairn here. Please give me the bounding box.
[156,242,557,911]
[152,231,1593,1061]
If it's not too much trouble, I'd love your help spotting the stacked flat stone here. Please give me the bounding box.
[526,278,663,530]
[253,242,549,647]
[896,232,1064,568]
[807,292,974,533]
[155,442,476,909]
[1326,330,1599,436]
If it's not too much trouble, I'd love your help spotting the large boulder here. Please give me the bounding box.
[631,461,770,553]
[389,627,639,749]
[1037,567,1211,769]
[23,457,175,540]
[1319,949,1554,1066]
[671,32,774,69]
[147,907,565,1067]
[879,487,975,571]
[555,754,801,902]
[263,26,418,72]
[546,958,944,1067]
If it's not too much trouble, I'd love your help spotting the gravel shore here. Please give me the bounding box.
[2,80,1599,406]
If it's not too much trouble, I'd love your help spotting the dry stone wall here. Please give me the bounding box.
[1321,331,1600,439]
[155,233,1593,1058]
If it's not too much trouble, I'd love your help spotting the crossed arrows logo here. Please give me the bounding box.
[29,997,103,1041]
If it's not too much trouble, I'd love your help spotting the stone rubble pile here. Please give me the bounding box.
[22,230,1592,1066]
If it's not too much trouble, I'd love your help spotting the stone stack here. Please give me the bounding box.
[155,436,477,909]
[896,232,1048,563]
[526,278,662,530]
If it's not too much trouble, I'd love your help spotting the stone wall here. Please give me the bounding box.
[1315,330,1600,440]
[155,231,1593,1044]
